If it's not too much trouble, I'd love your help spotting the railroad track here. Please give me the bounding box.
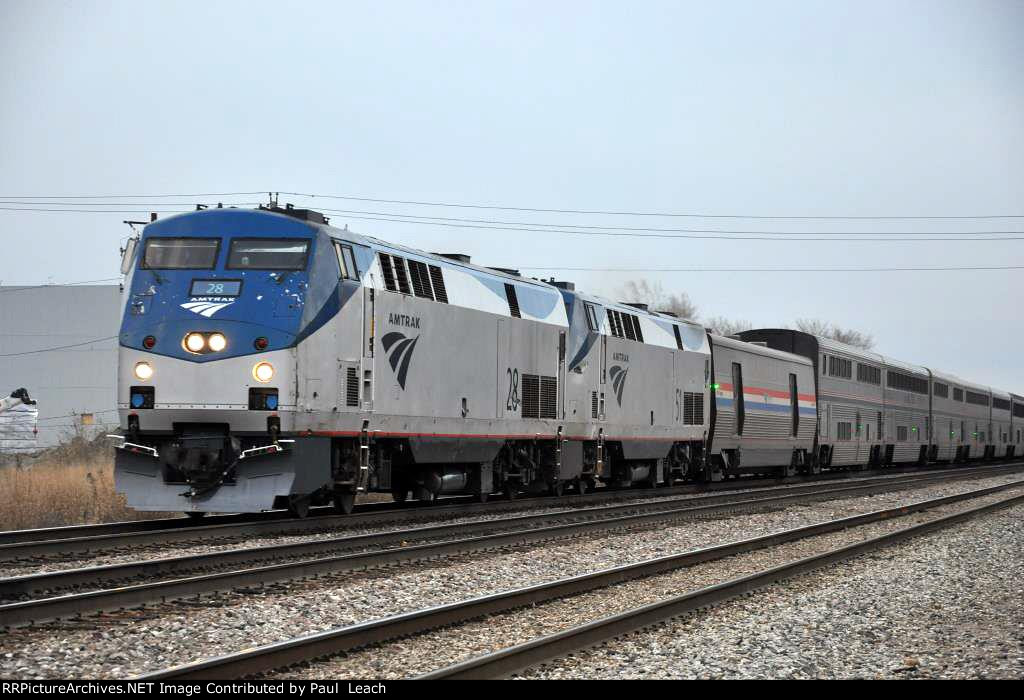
[1,464,1020,628]
[133,478,1024,680]
[2,461,1019,561]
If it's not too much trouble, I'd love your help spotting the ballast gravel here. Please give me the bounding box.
[272,491,1024,679]
[0,480,848,577]
[0,467,998,578]
[519,503,1024,680]
[0,473,1021,679]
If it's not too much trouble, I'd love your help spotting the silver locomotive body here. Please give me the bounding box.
[114,206,1021,517]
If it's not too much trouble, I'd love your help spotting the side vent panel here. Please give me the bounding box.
[521,373,540,418]
[591,391,599,419]
[540,376,558,419]
[345,367,360,407]
[378,253,397,291]
[505,283,521,318]
[632,316,644,343]
[408,259,434,300]
[622,311,636,341]
[683,392,704,425]
[429,265,448,303]
[393,256,411,294]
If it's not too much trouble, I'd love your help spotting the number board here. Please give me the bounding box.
[189,279,243,297]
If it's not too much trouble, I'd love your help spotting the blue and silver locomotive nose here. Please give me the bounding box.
[114,207,347,512]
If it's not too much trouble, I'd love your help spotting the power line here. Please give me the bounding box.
[0,278,121,294]
[517,265,1024,273]
[319,212,1024,242]
[3,190,1023,220]
[0,191,267,199]
[7,199,1021,235]
[0,200,260,207]
[280,191,1024,220]
[309,206,1024,237]
[34,407,117,423]
[0,206,241,214]
[8,205,1022,242]
[35,409,119,423]
[0,336,118,358]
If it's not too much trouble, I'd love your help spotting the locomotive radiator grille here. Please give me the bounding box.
[521,374,540,418]
[683,392,704,425]
[540,376,558,419]
[521,374,557,419]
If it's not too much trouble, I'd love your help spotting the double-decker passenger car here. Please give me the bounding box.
[1011,394,1024,458]
[880,356,931,465]
[734,329,1017,470]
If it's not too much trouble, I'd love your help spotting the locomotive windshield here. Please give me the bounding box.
[227,238,310,270]
[141,237,220,269]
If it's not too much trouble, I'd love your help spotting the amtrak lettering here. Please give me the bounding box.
[181,298,236,318]
[381,331,419,390]
[613,352,629,363]
[388,313,421,328]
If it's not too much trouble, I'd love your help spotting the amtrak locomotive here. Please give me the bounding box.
[113,205,1024,517]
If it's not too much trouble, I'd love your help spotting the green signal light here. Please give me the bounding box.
[711,383,721,390]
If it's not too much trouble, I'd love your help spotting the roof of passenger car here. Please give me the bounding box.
[711,334,812,366]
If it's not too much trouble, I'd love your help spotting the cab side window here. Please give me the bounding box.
[335,243,358,280]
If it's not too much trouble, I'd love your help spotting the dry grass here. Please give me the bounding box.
[0,434,172,531]
[0,432,398,531]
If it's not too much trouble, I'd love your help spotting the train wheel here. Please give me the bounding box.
[333,490,356,515]
[503,483,519,500]
[576,478,588,495]
[476,491,490,503]
[392,489,408,503]
[549,480,565,497]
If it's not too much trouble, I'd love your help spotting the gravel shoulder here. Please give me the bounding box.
[1,473,1021,679]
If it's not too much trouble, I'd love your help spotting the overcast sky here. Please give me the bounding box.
[1,0,1022,389]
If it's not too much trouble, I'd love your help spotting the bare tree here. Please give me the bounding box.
[794,318,875,350]
[616,280,698,320]
[703,316,753,336]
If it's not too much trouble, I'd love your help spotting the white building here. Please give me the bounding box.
[0,285,120,447]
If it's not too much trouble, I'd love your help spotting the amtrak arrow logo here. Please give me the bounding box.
[181,300,235,318]
[381,331,419,390]
[609,365,628,406]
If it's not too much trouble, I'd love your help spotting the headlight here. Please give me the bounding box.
[134,361,154,380]
[207,333,227,352]
[184,333,206,353]
[252,361,274,383]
